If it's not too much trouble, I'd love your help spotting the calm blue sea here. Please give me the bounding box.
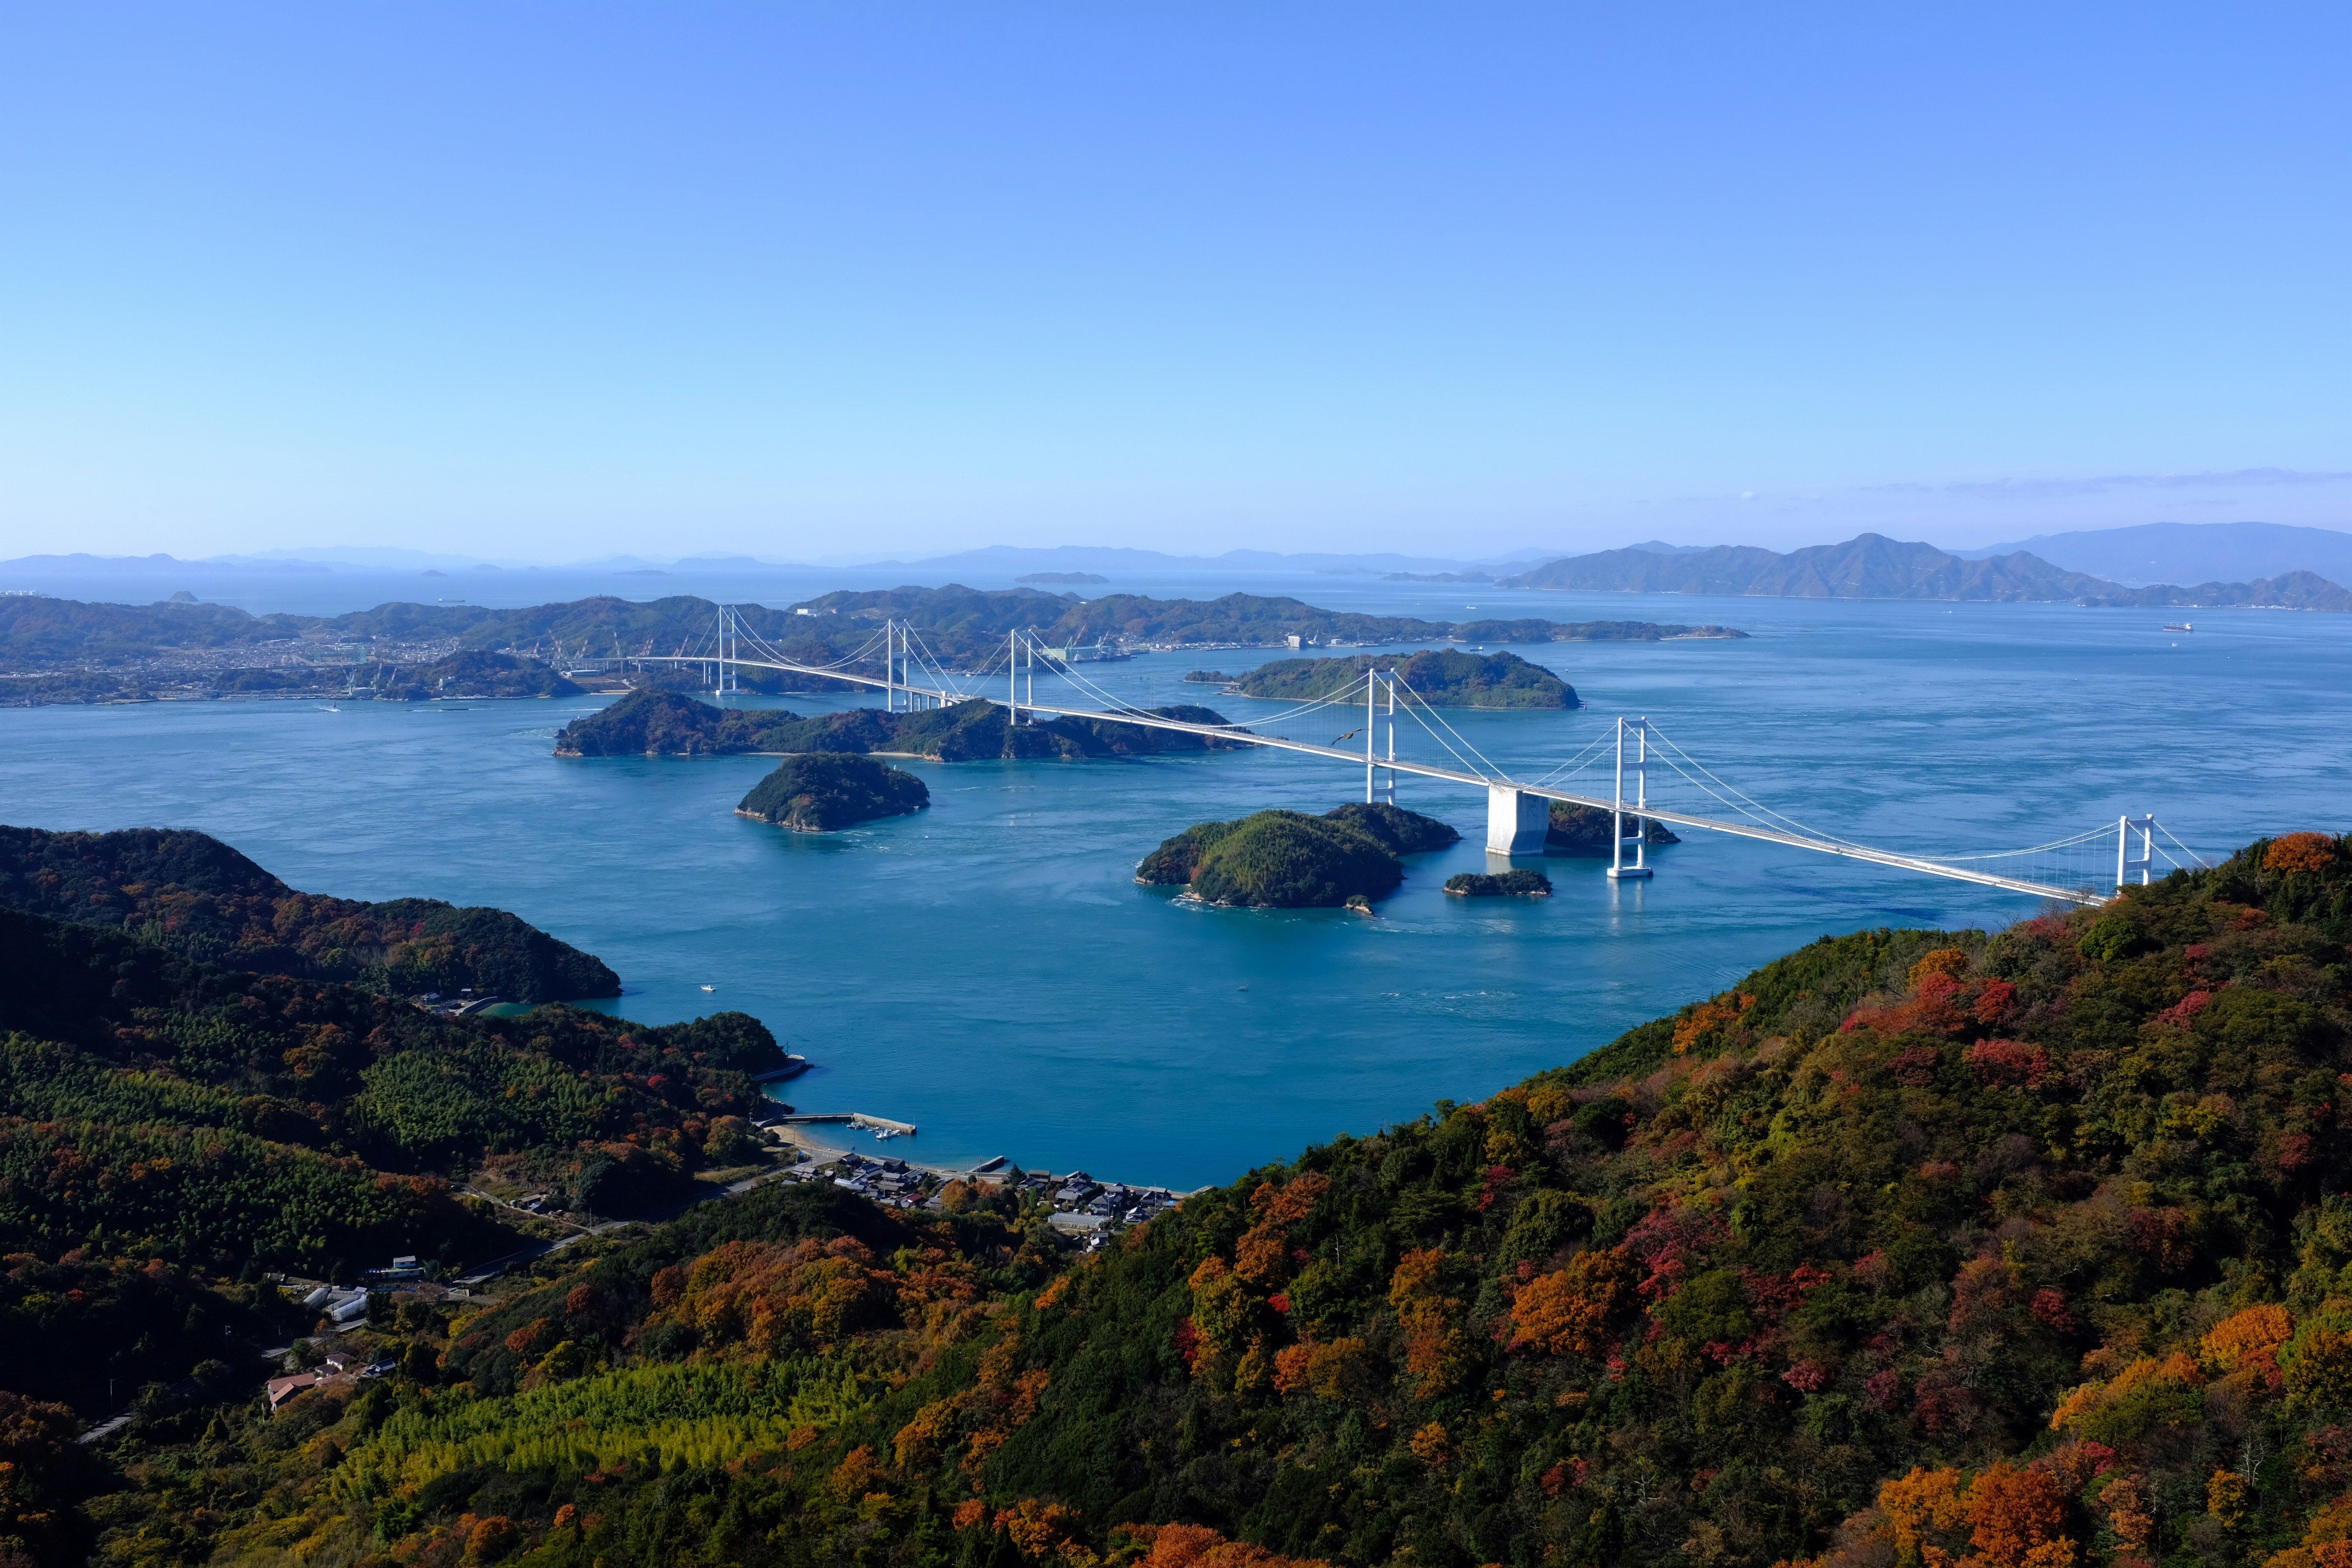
[3,586,2346,1189]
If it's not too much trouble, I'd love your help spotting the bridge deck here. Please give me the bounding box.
[602,654,2108,906]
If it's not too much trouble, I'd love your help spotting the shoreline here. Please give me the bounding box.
[769,1114,1202,1202]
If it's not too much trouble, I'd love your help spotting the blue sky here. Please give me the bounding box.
[2,3,2347,561]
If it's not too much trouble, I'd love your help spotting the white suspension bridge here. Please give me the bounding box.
[563,606,2207,906]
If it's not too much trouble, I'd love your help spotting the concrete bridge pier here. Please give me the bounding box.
[1485,785,1548,857]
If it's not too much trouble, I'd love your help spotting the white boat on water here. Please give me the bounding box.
[2164,622,2193,633]
[700,984,716,992]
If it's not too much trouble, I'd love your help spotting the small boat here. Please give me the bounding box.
[2164,622,2192,633]
[700,984,716,993]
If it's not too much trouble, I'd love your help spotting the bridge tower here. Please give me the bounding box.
[712,604,741,699]
[1006,629,1036,724]
[1609,717,1654,881]
[1363,669,1396,804]
[1382,670,1396,804]
[2116,814,2156,891]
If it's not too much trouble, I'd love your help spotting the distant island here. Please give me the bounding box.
[782,585,1752,659]
[1233,648,1578,709]
[1545,801,1681,854]
[736,752,930,831]
[1136,802,1459,908]
[0,825,619,1001]
[1500,530,2352,609]
[0,586,1748,705]
[558,689,1249,761]
[1015,571,1108,584]
[1444,868,1553,897]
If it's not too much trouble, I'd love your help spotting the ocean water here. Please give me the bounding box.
[3,589,2346,1190]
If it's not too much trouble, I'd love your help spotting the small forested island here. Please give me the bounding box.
[1444,867,1554,896]
[1235,648,1578,708]
[736,752,930,831]
[11,831,2352,1568]
[1544,799,1681,853]
[1137,802,1459,907]
[0,824,619,1000]
[560,689,1246,762]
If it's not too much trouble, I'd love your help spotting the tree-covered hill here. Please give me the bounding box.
[1138,804,1460,908]
[553,689,815,756]
[559,690,1247,762]
[0,826,619,1001]
[30,831,2352,1568]
[1545,802,1681,855]
[738,753,931,831]
[0,908,787,1190]
[0,900,795,1424]
[353,649,585,701]
[1233,650,1578,709]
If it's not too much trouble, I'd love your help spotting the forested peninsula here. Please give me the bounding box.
[0,893,793,1409]
[18,831,2352,1568]
[558,689,1247,761]
[0,825,618,1001]
[1137,803,1461,908]
[1231,649,1577,709]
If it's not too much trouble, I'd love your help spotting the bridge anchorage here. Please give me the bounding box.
[577,607,2207,908]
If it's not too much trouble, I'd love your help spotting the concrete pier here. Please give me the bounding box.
[1485,785,1547,856]
[772,1112,918,1136]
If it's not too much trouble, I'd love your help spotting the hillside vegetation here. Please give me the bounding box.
[560,691,1247,762]
[738,753,930,831]
[1546,802,1681,856]
[0,826,619,1001]
[1138,805,1461,908]
[1234,650,1577,709]
[1445,868,1554,896]
[0,896,791,1421]
[355,650,585,701]
[554,690,814,756]
[46,831,2352,1568]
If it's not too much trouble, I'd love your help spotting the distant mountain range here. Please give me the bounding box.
[1948,520,2352,586]
[9,522,2350,604]
[1499,532,2352,609]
